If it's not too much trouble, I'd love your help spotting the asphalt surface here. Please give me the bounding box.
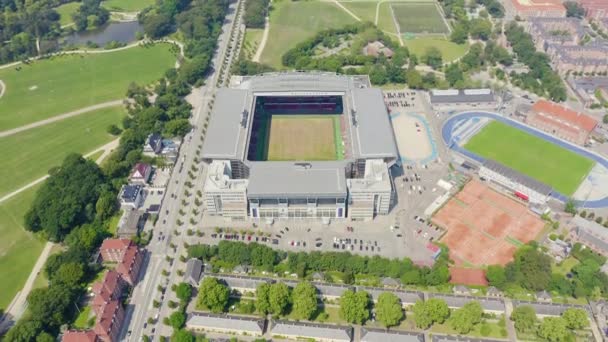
[121,1,244,340]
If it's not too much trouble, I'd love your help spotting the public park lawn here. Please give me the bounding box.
[465,121,594,195]
[552,256,580,276]
[101,0,155,12]
[338,1,377,23]
[0,185,44,311]
[404,37,468,62]
[242,28,264,60]
[0,44,175,130]
[260,0,356,68]
[55,2,80,26]
[0,106,125,197]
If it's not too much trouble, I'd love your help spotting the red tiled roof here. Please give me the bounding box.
[132,163,150,178]
[92,271,123,305]
[449,268,489,286]
[62,330,98,342]
[427,243,440,253]
[510,0,565,12]
[118,245,140,275]
[94,300,121,335]
[531,100,598,133]
[100,238,133,252]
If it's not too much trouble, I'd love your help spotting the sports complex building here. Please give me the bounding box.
[201,73,399,221]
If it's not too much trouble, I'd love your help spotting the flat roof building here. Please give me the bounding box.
[201,73,399,222]
[479,159,552,204]
[269,320,353,342]
[361,328,424,342]
[186,313,265,336]
[429,89,497,111]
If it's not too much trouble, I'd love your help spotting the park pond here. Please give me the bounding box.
[63,21,143,47]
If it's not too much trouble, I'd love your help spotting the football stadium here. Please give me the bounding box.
[201,73,399,221]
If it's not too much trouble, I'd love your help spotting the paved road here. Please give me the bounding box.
[442,111,608,209]
[122,1,244,340]
[0,138,118,334]
[0,100,124,138]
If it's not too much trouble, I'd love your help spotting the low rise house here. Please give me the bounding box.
[487,286,502,297]
[363,41,394,58]
[143,133,163,156]
[570,215,608,256]
[358,286,424,306]
[311,272,325,282]
[361,328,424,342]
[233,265,250,274]
[536,290,552,302]
[128,163,152,184]
[186,313,265,336]
[513,300,589,316]
[270,320,353,342]
[428,294,505,313]
[119,184,144,209]
[548,239,571,262]
[184,258,203,287]
[381,277,400,288]
[453,285,471,296]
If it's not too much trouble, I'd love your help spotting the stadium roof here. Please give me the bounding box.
[201,89,250,160]
[481,159,552,195]
[185,313,265,334]
[430,89,495,104]
[270,320,353,341]
[361,328,424,342]
[247,161,348,198]
[237,72,370,92]
[351,88,399,159]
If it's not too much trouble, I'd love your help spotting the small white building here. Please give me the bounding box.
[203,160,249,220]
[347,159,393,221]
[479,159,552,204]
[119,184,144,210]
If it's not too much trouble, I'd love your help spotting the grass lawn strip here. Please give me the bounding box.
[55,2,80,26]
[464,121,594,195]
[0,185,44,311]
[338,1,377,23]
[404,37,468,62]
[0,44,175,131]
[0,106,125,197]
[260,0,357,68]
[243,29,264,60]
[101,0,155,12]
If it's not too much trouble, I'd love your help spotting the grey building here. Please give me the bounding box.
[185,313,265,336]
[570,215,608,256]
[270,320,353,342]
[429,89,497,111]
[184,259,203,287]
[360,328,424,342]
[201,73,399,221]
[427,294,505,313]
[479,159,552,204]
[357,286,424,305]
[512,300,590,317]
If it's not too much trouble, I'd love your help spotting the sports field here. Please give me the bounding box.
[0,185,44,311]
[267,115,341,161]
[0,106,125,196]
[465,121,594,195]
[391,3,448,34]
[0,44,175,130]
[260,0,357,68]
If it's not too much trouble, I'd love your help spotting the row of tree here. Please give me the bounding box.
[187,240,451,287]
[511,305,589,341]
[243,0,269,28]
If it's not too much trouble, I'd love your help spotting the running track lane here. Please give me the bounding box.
[441,111,608,209]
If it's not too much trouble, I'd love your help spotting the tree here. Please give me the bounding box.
[603,114,608,124]
[565,199,577,214]
[339,290,370,324]
[291,282,318,320]
[423,47,443,70]
[469,18,492,40]
[406,69,423,89]
[537,317,570,341]
[95,191,118,221]
[375,292,404,328]
[486,265,507,289]
[142,13,174,39]
[35,332,55,342]
[175,282,193,303]
[562,308,589,330]
[3,319,43,342]
[107,124,122,135]
[269,282,290,315]
[445,63,464,87]
[197,277,229,313]
[169,311,186,329]
[450,23,469,44]
[412,298,450,329]
[450,301,483,334]
[164,119,192,137]
[255,283,272,314]
[564,1,585,18]
[511,305,537,333]
[53,262,85,288]
[171,329,195,342]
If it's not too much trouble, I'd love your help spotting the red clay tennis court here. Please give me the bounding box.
[433,180,544,266]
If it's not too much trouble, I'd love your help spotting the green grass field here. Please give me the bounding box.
[242,28,264,60]
[0,185,44,311]
[339,1,377,23]
[404,37,468,62]
[267,115,341,161]
[101,0,155,12]
[260,0,356,68]
[55,2,80,26]
[377,1,398,34]
[0,106,125,197]
[391,3,448,34]
[0,44,175,131]
[465,121,594,195]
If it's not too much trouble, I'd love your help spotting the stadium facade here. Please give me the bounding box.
[201,73,399,221]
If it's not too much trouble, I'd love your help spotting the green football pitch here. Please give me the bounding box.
[464,121,594,196]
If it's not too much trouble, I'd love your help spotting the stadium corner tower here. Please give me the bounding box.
[201,72,399,222]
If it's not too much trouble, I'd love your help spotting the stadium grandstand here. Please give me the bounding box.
[429,89,497,111]
[201,73,399,221]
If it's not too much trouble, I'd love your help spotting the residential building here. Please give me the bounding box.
[487,286,503,297]
[577,0,608,19]
[429,89,497,111]
[143,133,163,156]
[128,163,152,184]
[361,328,424,342]
[566,76,608,108]
[116,245,143,285]
[545,43,608,75]
[357,286,424,305]
[381,277,400,288]
[479,159,553,204]
[62,330,98,342]
[186,313,265,336]
[527,100,598,145]
[536,290,552,302]
[184,258,203,286]
[99,238,134,263]
[505,0,566,18]
[363,41,394,58]
[548,239,571,261]
[91,271,125,316]
[269,320,353,342]
[93,300,125,342]
[527,17,584,51]
[453,285,471,296]
[428,294,506,313]
[311,272,325,282]
[116,209,142,239]
[570,215,608,255]
[119,184,144,209]
[233,265,250,274]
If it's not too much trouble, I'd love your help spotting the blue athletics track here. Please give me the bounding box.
[441,111,608,209]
